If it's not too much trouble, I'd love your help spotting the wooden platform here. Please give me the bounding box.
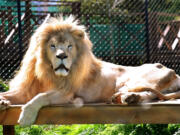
[1,102,180,125]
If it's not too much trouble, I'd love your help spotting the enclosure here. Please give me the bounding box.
[0,0,180,134]
[0,0,180,83]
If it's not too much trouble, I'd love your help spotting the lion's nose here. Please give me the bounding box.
[56,52,68,59]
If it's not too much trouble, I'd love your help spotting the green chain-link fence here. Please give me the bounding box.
[0,0,180,84]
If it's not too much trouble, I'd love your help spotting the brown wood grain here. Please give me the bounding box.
[1,103,180,125]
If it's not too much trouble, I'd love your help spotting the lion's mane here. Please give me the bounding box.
[9,16,100,101]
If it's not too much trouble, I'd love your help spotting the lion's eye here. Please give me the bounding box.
[68,44,73,50]
[50,44,56,50]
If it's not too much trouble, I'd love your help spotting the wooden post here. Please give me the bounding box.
[7,7,13,34]
[72,2,81,18]
[3,125,15,135]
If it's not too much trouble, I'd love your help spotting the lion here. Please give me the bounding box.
[0,15,180,125]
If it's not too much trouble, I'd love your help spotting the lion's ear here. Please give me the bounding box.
[71,29,85,40]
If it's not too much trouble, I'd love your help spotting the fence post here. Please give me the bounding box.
[144,0,150,63]
[72,2,81,18]
[17,0,23,61]
[3,125,15,135]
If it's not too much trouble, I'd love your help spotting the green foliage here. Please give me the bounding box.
[64,0,180,15]
[15,125,43,135]
[1,124,180,135]
[168,124,180,135]
[0,80,9,92]
[149,0,180,14]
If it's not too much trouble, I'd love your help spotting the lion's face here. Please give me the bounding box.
[34,16,93,79]
[46,35,77,76]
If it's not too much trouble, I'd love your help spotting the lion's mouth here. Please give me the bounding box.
[55,64,69,72]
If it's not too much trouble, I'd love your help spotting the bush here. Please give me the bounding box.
[0,124,179,135]
[0,80,9,92]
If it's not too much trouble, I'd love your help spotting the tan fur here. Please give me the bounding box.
[1,16,180,108]
[0,16,102,104]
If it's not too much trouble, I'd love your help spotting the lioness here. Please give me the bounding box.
[0,16,180,125]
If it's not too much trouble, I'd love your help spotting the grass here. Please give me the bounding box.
[0,124,180,135]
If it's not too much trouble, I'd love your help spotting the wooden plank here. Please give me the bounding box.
[158,24,170,48]
[0,106,21,125]
[172,28,180,50]
[1,104,180,125]
[4,14,25,45]
[157,26,172,50]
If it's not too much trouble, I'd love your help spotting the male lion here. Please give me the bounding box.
[0,16,180,125]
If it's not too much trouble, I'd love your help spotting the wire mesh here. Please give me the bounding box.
[0,0,180,84]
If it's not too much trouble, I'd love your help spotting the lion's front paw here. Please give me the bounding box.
[18,103,39,126]
[0,98,11,110]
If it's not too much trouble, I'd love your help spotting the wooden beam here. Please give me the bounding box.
[4,13,25,45]
[3,125,15,135]
[158,24,170,48]
[172,28,180,50]
[1,103,180,125]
